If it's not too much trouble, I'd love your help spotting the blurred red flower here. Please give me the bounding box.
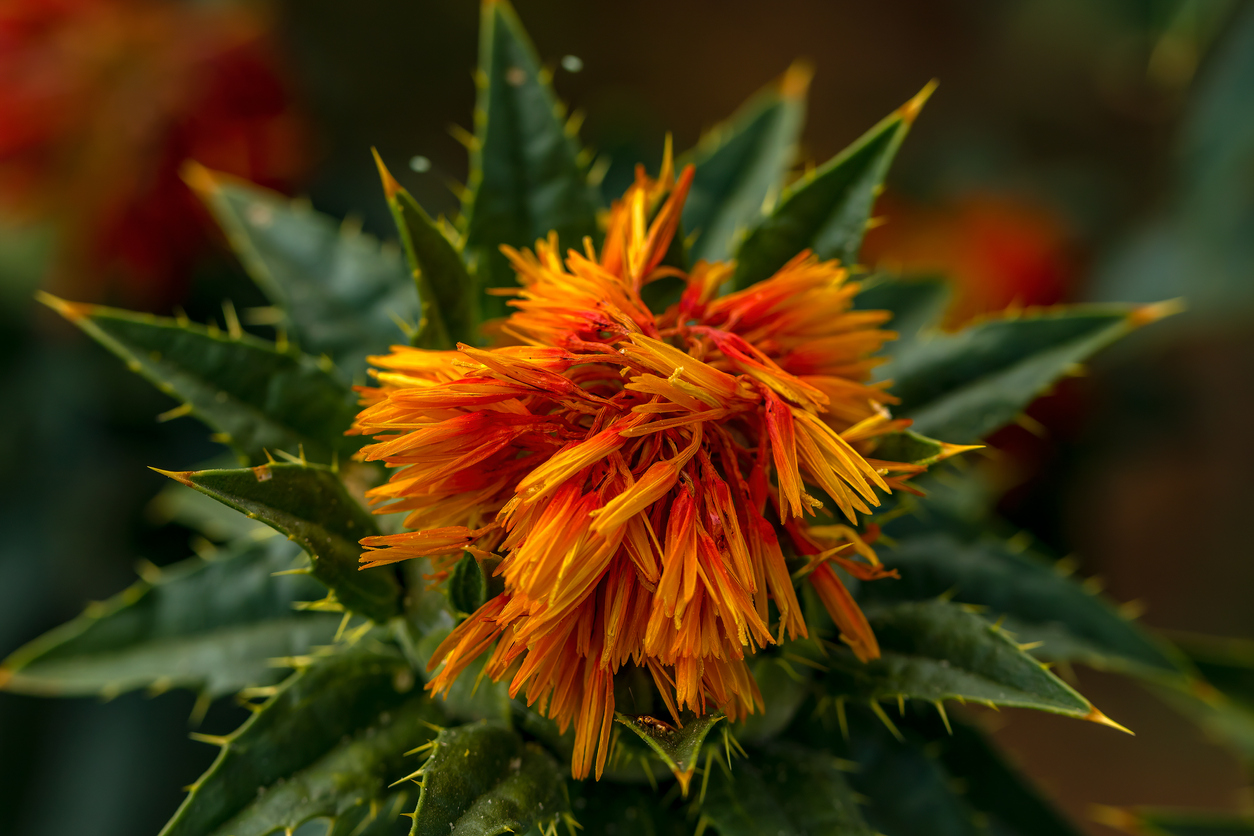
[0,0,310,307]
[862,191,1077,327]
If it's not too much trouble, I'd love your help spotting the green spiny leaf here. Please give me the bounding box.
[185,164,417,382]
[0,537,338,699]
[463,0,601,321]
[683,62,810,264]
[884,303,1176,443]
[205,704,426,836]
[150,477,270,542]
[820,600,1113,723]
[160,636,435,836]
[158,463,400,623]
[41,294,359,465]
[862,531,1182,676]
[615,712,724,794]
[409,720,566,836]
[731,82,935,289]
[373,152,476,348]
[811,706,986,836]
[327,793,413,836]
[702,741,874,836]
[871,430,948,465]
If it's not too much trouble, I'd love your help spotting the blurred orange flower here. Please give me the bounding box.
[0,0,310,306]
[862,191,1076,327]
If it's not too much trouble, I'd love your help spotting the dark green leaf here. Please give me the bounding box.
[1153,634,1254,763]
[615,712,724,792]
[185,164,417,382]
[149,478,270,542]
[373,153,476,348]
[409,720,566,836]
[161,463,400,623]
[683,63,809,263]
[862,532,1182,676]
[1172,633,1254,704]
[567,783,690,836]
[733,654,813,744]
[702,741,873,836]
[402,561,513,725]
[0,537,338,699]
[854,274,951,359]
[873,430,947,465]
[160,637,436,836]
[41,295,359,465]
[936,716,1084,836]
[838,710,982,836]
[731,83,934,289]
[820,600,1107,721]
[884,305,1169,443]
[462,0,601,321]
[327,793,412,836]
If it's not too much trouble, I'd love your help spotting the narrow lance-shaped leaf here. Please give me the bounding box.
[40,294,359,466]
[731,81,935,289]
[156,463,400,623]
[702,741,874,836]
[884,302,1179,443]
[861,531,1182,676]
[818,600,1123,726]
[462,0,601,321]
[184,163,417,382]
[682,61,810,263]
[159,637,439,836]
[0,536,339,699]
[615,712,724,795]
[821,710,982,836]
[372,151,476,348]
[408,720,567,836]
[1151,633,1254,764]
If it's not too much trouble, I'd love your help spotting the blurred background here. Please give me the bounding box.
[2,0,1252,832]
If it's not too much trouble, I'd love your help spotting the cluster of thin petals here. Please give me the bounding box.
[353,159,931,779]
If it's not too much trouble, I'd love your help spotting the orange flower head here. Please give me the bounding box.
[354,159,930,779]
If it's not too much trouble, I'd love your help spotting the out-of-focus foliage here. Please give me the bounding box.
[3,1,1253,834]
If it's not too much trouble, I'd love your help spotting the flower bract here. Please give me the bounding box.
[354,155,942,779]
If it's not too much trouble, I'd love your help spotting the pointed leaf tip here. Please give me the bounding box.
[1130,298,1186,327]
[148,466,195,487]
[371,148,403,201]
[179,160,219,197]
[900,79,938,124]
[780,59,815,99]
[1088,805,1142,833]
[1085,707,1135,735]
[35,291,92,322]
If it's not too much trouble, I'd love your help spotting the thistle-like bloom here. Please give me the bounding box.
[354,159,934,779]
